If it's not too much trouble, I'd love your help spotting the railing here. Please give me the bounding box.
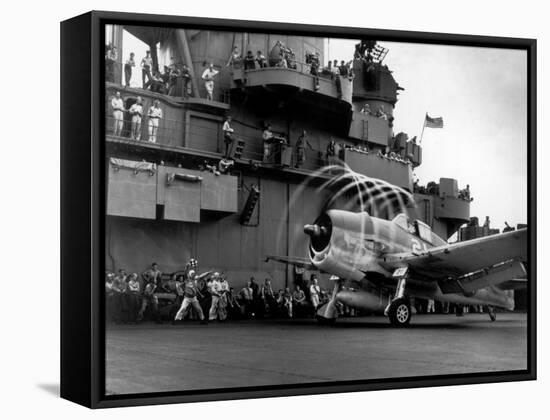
[107,110,419,179]
[105,60,231,104]
[106,114,186,146]
[106,113,330,171]
[232,57,354,105]
[231,55,354,80]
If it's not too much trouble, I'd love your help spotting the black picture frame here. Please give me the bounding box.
[61,10,537,409]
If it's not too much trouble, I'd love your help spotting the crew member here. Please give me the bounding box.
[238,280,255,318]
[255,50,267,68]
[222,116,235,158]
[309,275,321,317]
[126,273,141,323]
[201,63,219,101]
[292,285,306,317]
[147,100,163,143]
[243,50,256,70]
[129,97,143,140]
[167,59,181,96]
[326,139,337,166]
[339,60,349,77]
[142,262,162,289]
[295,130,313,168]
[174,271,206,323]
[141,50,153,89]
[111,91,125,137]
[105,45,118,83]
[218,158,234,174]
[208,272,223,321]
[226,46,241,67]
[282,287,293,318]
[149,70,164,93]
[138,279,159,322]
[259,278,275,317]
[217,274,230,321]
[124,52,135,87]
[309,52,320,91]
[360,103,371,114]
[262,124,274,162]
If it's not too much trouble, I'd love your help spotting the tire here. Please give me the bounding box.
[388,298,412,327]
[488,307,496,322]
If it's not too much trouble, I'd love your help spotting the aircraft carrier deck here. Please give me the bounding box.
[105,313,527,395]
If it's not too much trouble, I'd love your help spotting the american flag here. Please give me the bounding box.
[425,114,444,128]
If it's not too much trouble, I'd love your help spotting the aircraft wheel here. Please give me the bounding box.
[388,298,412,327]
[488,306,496,322]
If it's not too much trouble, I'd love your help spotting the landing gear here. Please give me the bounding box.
[387,298,412,327]
[315,303,337,325]
[385,268,412,327]
[315,280,342,324]
[488,306,496,322]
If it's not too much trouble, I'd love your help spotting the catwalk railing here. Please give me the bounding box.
[106,114,332,171]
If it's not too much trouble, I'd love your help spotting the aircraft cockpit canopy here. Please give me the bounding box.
[392,214,434,244]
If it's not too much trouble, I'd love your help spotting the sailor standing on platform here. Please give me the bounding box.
[295,129,313,168]
[140,50,153,89]
[124,52,135,87]
[202,63,219,101]
[326,138,337,166]
[222,116,235,158]
[262,124,274,162]
[111,91,125,137]
[147,100,163,143]
[129,97,143,140]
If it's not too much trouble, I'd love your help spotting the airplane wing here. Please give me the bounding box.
[381,228,527,280]
[264,255,318,270]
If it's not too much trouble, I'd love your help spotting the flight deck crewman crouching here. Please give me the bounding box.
[174,270,207,324]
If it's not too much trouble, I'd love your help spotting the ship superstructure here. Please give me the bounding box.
[104,25,471,289]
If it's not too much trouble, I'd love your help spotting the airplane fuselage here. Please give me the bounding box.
[306,210,515,318]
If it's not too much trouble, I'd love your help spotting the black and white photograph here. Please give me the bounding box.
[103,20,530,397]
[3,0,548,417]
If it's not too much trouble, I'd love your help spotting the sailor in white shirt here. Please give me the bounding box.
[129,97,143,140]
[141,50,153,89]
[208,272,223,321]
[309,275,321,316]
[147,100,163,143]
[201,63,219,100]
[111,91,125,137]
[222,116,234,158]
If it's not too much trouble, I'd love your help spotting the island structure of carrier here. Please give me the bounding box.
[104,25,473,291]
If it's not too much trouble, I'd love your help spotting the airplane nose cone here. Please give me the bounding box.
[304,224,320,236]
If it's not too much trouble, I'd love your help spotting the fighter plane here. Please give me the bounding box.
[267,209,527,327]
